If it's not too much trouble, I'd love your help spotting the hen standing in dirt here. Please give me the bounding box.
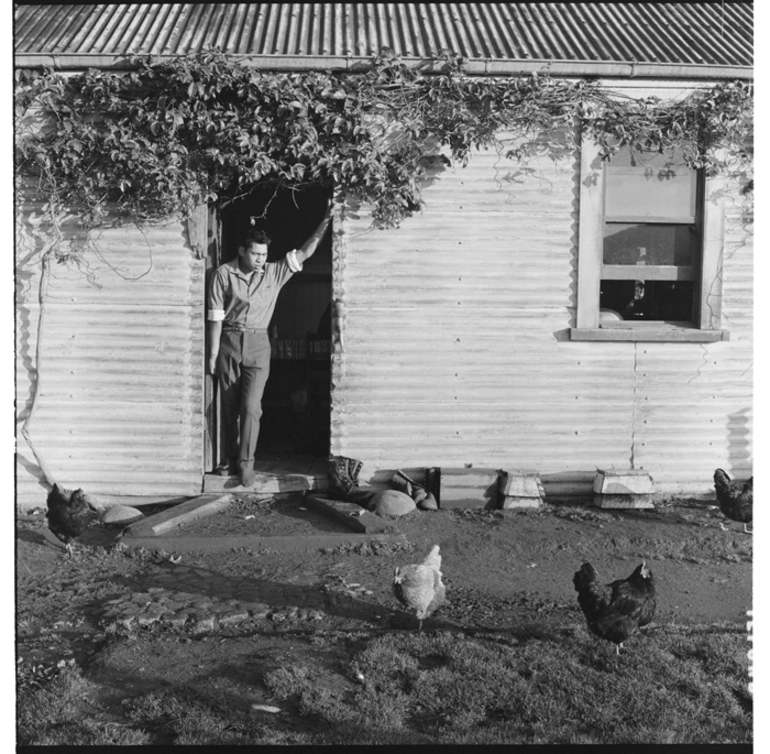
[573,561,656,655]
[46,484,100,557]
[393,544,446,631]
[713,469,752,534]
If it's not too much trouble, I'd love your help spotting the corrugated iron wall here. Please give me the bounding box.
[331,116,752,498]
[16,207,205,508]
[632,184,753,493]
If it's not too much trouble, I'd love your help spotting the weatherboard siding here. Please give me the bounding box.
[15,210,205,508]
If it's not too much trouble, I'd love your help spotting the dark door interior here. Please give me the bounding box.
[218,184,333,461]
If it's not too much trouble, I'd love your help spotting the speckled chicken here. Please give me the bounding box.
[46,484,100,556]
[573,561,656,655]
[393,544,446,631]
[713,469,752,533]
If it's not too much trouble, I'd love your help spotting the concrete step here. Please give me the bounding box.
[203,472,328,494]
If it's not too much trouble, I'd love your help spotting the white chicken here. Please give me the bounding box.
[393,544,446,631]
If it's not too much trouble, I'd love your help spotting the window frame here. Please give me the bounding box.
[571,139,729,342]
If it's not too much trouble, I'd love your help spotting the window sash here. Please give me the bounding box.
[604,161,698,221]
[576,139,726,334]
[605,215,696,224]
[600,265,696,281]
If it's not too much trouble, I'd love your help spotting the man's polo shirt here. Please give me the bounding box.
[207,251,302,330]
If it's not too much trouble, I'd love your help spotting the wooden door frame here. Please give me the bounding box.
[203,204,222,473]
[200,192,339,474]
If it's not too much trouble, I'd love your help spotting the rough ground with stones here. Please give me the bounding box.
[16,493,751,741]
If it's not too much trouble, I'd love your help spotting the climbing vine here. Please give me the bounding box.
[13,49,753,487]
[15,48,753,239]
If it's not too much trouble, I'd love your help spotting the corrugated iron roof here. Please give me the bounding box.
[15,3,753,68]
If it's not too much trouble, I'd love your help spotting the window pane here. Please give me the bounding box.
[605,147,697,220]
[603,223,697,265]
[600,279,694,322]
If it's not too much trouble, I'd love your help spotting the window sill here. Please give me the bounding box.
[569,327,729,343]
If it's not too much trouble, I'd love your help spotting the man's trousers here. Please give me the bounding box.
[217,328,271,469]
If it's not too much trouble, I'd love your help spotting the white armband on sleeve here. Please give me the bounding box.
[207,309,225,322]
[286,249,303,273]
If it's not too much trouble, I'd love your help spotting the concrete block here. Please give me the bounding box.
[502,496,543,510]
[500,472,543,498]
[499,471,544,509]
[593,469,654,495]
[439,468,499,509]
[593,493,655,510]
[593,467,655,510]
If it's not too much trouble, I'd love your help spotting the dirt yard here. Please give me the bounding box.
[16,494,752,745]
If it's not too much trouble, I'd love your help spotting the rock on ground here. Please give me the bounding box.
[101,505,144,526]
[369,490,416,517]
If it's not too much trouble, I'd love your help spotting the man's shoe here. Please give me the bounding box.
[214,460,238,476]
[239,463,256,487]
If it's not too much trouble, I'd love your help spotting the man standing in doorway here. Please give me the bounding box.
[208,200,332,487]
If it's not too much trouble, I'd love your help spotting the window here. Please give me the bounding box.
[572,141,729,342]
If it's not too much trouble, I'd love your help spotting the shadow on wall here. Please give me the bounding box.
[727,407,752,476]
[15,231,44,425]
[16,450,49,496]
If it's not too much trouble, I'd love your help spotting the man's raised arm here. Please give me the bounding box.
[294,199,333,266]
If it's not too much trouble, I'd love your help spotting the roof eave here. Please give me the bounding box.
[13,53,753,80]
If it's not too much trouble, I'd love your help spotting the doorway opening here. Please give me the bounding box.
[213,183,333,474]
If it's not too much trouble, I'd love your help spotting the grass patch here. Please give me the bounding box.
[122,688,311,745]
[19,625,749,745]
[342,627,751,744]
[17,665,149,746]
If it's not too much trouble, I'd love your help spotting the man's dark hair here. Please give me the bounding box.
[245,229,272,247]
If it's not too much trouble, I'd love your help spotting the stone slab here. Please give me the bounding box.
[304,495,393,533]
[122,493,233,537]
[593,493,655,510]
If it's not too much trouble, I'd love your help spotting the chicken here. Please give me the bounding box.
[393,544,446,631]
[573,561,656,655]
[713,469,752,533]
[45,484,100,556]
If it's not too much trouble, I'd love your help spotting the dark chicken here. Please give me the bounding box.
[573,561,656,655]
[713,469,752,533]
[45,483,100,556]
